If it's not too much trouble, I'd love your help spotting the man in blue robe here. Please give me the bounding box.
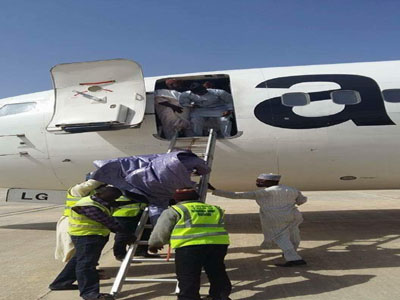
[91,150,210,224]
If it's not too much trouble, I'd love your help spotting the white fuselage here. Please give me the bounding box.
[1,60,400,191]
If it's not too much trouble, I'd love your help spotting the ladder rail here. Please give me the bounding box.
[198,129,217,202]
[125,278,178,282]
[110,208,150,296]
[167,131,179,153]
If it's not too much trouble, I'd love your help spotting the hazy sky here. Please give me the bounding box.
[1,0,399,98]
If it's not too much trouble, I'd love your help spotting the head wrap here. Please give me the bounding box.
[257,173,281,181]
[165,79,177,85]
[173,189,199,201]
[189,82,207,94]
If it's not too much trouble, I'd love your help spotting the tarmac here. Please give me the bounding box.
[0,189,399,300]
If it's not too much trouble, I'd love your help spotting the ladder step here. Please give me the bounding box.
[174,140,208,144]
[125,278,178,283]
[135,241,149,245]
[132,258,175,262]
[190,154,205,158]
[174,136,209,140]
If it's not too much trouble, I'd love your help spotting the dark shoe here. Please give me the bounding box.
[49,284,79,290]
[115,255,125,261]
[202,297,232,300]
[84,293,115,300]
[275,259,307,267]
[97,293,115,300]
[136,251,160,258]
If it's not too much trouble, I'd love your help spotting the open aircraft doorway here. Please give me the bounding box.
[154,74,238,140]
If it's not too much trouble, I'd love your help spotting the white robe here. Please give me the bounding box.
[54,216,75,262]
[213,184,307,261]
[154,89,191,138]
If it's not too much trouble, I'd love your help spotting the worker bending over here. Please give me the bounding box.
[210,173,307,267]
[112,195,147,261]
[149,188,232,300]
[49,186,136,300]
[55,179,105,262]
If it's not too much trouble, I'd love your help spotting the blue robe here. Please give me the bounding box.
[91,151,210,206]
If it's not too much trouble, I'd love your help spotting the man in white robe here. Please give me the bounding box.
[179,83,234,137]
[210,173,307,267]
[154,79,192,139]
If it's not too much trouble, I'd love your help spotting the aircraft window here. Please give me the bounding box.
[382,89,400,103]
[290,82,341,93]
[331,90,361,105]
[281,92,310,107]
[0,102,37,117]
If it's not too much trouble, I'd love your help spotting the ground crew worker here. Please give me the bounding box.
[112,195,147,260]
[49,186,136,300]
[210,173,307,267]
[65,179,105,216]
[55,179,105,262]
[148,188,232,300]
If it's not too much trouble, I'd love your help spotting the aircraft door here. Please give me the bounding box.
[47,59,146,133]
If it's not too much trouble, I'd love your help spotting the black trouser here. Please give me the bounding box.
[175,244,231,300]
[113,213,149,257]
[113,216,141,258]
[50,235,108,299]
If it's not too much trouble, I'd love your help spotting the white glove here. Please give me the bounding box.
[70,179,104,197]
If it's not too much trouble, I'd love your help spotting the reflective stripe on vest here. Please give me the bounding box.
[112,196,147,217]
[68,196,111,237]
[64,189,96,217]
[170,202,229,249]
[63,189,81,217]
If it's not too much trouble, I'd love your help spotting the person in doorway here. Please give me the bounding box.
[179,83,233,137]
[148,188,232,300]
[154,79,192,139]
[49,186,136,300]
[210,173,307,267]
[203,81,215,89]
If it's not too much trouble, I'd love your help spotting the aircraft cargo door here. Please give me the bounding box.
[47,59,146,133]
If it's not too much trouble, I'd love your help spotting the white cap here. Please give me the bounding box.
[257,173,281,181]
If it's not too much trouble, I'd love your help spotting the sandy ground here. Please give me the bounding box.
[0,189,399,300]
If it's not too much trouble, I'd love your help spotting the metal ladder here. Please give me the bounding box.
[110,129,218,297]
[110,207,178,296]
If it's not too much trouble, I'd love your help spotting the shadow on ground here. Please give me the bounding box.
[97,209,400,299]
[0,222,57,231]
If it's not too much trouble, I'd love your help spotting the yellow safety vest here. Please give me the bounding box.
[63,189,80,217]
[170,202,230,249]
[63,189,96,217]
[112,196,147,217]
[68,196,111,237]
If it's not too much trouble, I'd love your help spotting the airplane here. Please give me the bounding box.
[1,58,400,203]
